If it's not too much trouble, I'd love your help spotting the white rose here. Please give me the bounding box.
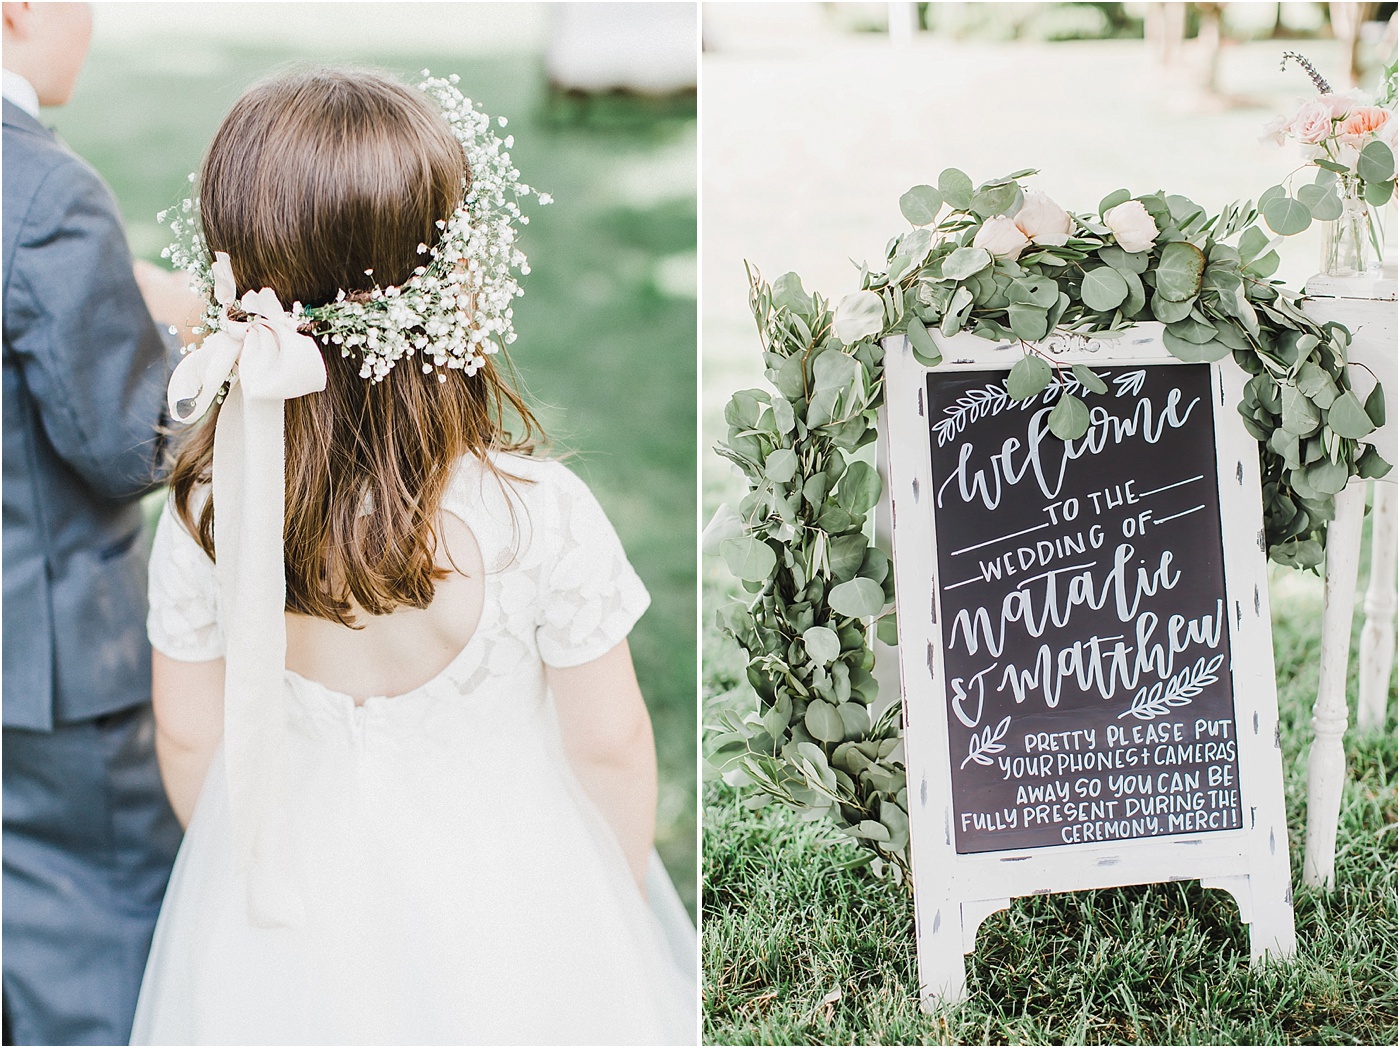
[972,215,1030,260]
[1103,200,1158,254]
[1013,191,1073,246]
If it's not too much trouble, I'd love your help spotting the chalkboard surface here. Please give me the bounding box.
[926,364,1242,853]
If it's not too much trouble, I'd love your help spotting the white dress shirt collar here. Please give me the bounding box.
[2,69,42,119]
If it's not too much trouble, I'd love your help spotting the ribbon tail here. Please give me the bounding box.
[213,385,304,928]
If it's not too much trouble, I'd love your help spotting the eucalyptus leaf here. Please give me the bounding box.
[765,447,799,484]
[771,395,796,434]
[899,184,943,226]
[1163,330,1229,363]
[1327,390,1376,439]
[803,626,841,666]
[1047,392,1091,439]
[1006,354,1053,401]
[941,246,993,281]
[1120,269,1146,317]
[1307,457,1349,495]
[828,577,886,618]
[1281,384,1321,435]
[837,702,870,739]
[1008,305,1050,341]
[1246,250,1280,279]
[1155,242,1206,301]
[1151,293,1195,324]
[1358,140,1395,183]
[1238,226,1270,263]
[1365,382,1386,426]
[938,168,974,210]
[876,612,899,647]
[969,182,1018,219]
[828,533,870,579]
[837,460,882,514]
[1297,182,1343,221]
[1167,316,1217,344]
[1099,188,1131,215]
[1098,245,1150,274]
[721,535,777,583]
[1071,364,1108,394]
[1007,277,1059,309]
[812,347,862,395]
[772,272,810,314]
[805,700,846,744]
[1262,194,1311,236]
[701,503,743,555]
[906,320,943,367]
[1080,266,1129,311]
[1357,446,1394,479]
[1295,362,1339,408]
[832,290,885,345]
[1365,177,1396,207]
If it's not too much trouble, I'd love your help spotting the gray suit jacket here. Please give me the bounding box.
[3,99,179,730]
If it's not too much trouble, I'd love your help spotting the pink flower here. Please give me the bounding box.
[1289,99,1335,144]
[1261,113,1291,146]
[1326,89,1368,119]
[1339,105,1390,138]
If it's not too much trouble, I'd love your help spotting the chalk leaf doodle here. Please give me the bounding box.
[961,715,1012,768]
[1118,654,1225,721]
[933,367,1108,445]
[932,384,1010,445]
[1113,369,1147,398]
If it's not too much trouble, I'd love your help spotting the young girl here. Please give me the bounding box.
[129,67,695,1045]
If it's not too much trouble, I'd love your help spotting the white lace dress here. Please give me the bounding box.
[129,454,696,1046]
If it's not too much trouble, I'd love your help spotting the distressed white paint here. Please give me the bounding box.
[881,323,1296,1008]
[1303,479,1365,889]
[1358,483,1396,731]
[1299,278,1397,885]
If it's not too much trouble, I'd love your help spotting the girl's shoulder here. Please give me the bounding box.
[442,451,605,569]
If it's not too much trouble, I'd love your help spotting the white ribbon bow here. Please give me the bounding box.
[167,252,326,927]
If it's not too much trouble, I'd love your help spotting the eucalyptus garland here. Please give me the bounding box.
[709,168,1391,881]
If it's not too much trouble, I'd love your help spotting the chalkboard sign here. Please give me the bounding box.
[929,363,1241,853]
[879,326,1295,1007]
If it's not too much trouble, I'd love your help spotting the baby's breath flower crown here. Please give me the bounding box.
[160,72,551,384]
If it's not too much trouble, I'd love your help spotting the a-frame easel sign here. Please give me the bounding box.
[881,322,1296,1006]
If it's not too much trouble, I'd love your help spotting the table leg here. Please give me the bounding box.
[1303,479,1365,890]
[1357,482,1396,731]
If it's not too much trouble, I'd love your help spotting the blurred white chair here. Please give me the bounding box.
[1299,268,1397,890]
[546,2,696,95]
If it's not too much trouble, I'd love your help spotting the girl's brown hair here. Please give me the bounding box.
[169,67,540,625]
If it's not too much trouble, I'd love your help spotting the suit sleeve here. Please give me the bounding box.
[4,155,177,501]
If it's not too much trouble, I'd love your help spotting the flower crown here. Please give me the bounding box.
[160,72,551,384]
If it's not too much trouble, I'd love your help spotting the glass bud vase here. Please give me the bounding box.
[1320,178,1385,278]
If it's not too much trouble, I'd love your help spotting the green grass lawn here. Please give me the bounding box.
[703,529,1398,1044]
[55,40,697,914]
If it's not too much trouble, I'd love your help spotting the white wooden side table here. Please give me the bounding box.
[1299,271,1397,891]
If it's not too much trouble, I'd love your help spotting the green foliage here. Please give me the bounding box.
[704,548,1397,1045]
[712,170,1388,880]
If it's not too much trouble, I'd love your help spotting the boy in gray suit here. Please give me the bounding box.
[3,3,194,1043]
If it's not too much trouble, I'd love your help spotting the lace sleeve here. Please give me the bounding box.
[535,465,651,668]
[147,496,224,662]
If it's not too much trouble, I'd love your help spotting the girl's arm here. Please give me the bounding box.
[152,651,225,827]
[548,639,657,896]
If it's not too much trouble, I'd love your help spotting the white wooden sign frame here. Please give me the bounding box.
[879,322,1296,1007]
